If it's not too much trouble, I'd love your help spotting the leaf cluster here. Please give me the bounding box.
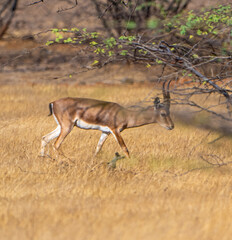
[165,5,232,37]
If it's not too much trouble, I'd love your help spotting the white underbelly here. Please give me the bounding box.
[76,119,111,132]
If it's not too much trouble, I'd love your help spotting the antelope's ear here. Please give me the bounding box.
[154,97,160,109]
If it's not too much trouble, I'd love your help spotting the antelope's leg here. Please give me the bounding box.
[111,129,130,158]
[94,132,110,156]
[40,126,61,156]
[53,124,74,150]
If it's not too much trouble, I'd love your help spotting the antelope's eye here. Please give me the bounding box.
[161,112,166,117]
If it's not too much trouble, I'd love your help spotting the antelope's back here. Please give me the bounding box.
[53,97,126,126]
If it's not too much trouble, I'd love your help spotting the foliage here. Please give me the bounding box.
[47,5,232,54]
[46,5,232,66]
[46,28,137,60]
[165,5,232,37]
[44,5,232,120]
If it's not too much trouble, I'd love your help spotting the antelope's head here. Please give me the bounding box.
[154,80,174,130]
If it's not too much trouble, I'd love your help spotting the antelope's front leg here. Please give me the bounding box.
[111,129,130,158]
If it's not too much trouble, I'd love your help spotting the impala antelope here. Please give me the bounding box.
[40,81,174,158]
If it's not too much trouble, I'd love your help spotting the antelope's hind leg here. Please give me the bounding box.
[40,126,61,157]
[53,123,74,151]
[94,132,110,156]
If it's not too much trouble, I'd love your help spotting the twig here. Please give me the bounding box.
[25,0,43,6]
[188,131,212,158]
[18,166,47,175]
[57,0,78,13]
[208,135,225,144]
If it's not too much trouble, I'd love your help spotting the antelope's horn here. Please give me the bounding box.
[163,80,171,108]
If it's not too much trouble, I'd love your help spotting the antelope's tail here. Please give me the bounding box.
[48,103,53,116]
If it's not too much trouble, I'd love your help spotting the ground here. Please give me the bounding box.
[0,84,232,240]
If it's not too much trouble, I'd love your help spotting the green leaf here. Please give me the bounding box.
[63,37,73,43]
[127,36,136,41]
[180,25,187,35]
[55,33,63,40]
[91,32,99,38]
[212,30,218,35]
[197,29,202,35]
[127,21,137,30]
[71,28,79,32]
[46,40,54,46]
[90,41,98,46]
[104,37,117,48]
[94,47,101,54]
[156,59,163,64]
[108,51,114,57]
[119,36,127,40]
[120,50,128,56]
[91,60,99,66]
[52,28,59,33]
[147,19,159,29]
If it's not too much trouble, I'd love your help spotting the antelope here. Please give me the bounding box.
[40,81,174,158]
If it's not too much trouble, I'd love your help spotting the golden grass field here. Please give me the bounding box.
[0,83,232,240]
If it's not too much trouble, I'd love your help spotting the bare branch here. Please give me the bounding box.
[25,0,43,7]
[0,0,18,38]
[57,0,78,13]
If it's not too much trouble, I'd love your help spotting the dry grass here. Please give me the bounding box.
[0,84,232,240]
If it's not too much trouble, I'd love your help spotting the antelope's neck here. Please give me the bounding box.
[126,107,157,128]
